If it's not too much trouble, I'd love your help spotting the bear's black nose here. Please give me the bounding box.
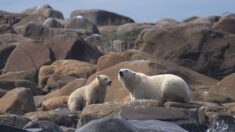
[107,80,112,86]
[119,71,124,77]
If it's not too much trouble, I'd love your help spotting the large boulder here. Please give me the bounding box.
[22,22,50,40]
[70,9,134,26]
[65,16,99,35]
[44,78,87,100]
[41,96,68,111]
[24,121,63,132]
[79,101,198,131]
[44,32,102,62]
[3,41,52,74]
[0,114,30,129]
[25,108,77,127]
[77,118,138,132]
[0,44,15,70]
[134,22,235,79]
[0,88,36,115]
[38,60,95,89]
[89,59,217,102]
[22,4,64,19]
[213,14,235,34]
[43,18,64,28]
[209,73,235,101]
[0,10,26,25]
[15,14,47,26]
[85,34,104,53]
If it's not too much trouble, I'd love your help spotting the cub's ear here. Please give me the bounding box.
[96,75,101,80]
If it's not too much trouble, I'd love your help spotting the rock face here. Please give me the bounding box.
[22,4,64,19]
[44,32,102,62]
[209,73,235,101]
[213,14,235,34]
[3,41,52,74]
[65,16,99,35]
[89,59,217,102]
[70,9,135,26]
[134,22,235,79]
[0,88,36,115]
[41,96,68,110]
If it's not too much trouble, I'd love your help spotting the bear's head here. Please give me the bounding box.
[118,69,136,80]
[97,75,112,86]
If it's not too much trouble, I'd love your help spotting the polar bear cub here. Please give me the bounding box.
[68,75,112,113]
[118,69,190,103]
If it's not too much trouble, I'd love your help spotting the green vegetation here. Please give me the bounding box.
[183,16,199,23]
[107,28,142,44]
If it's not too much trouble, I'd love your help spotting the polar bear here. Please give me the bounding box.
[118,69,190,103]
[68,75,112,113]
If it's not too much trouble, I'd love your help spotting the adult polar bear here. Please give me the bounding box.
[68,75,112,113]
[118,69,190,103]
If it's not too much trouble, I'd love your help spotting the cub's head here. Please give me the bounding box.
[118,69,136,81]
[97,75,112,86]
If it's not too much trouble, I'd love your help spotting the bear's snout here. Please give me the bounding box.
[107,80,112,86]
[119,71,124,77]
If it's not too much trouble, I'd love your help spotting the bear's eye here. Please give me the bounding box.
[104,78,107,80]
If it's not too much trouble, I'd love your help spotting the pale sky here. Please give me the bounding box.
[0,0,235,22]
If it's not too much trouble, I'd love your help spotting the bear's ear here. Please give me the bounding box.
[96,75,101,80]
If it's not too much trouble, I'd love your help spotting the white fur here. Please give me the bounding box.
[118,69,190,103]
[68,75,111,113]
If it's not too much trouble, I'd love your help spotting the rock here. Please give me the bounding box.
[155,18,179,28]
[209,73,235,101]
[22,22,50,40]
[0,10,26,25]
[60,126,76,132]
[207,114,235,132]
[44,32,102,62]
[0,88,36,115]
[0,114,30,129]
[129,120,187,132]
[0,88,7,97]
[89,59,218,102]
[134,22,235,80]
[0,125,27,132]
[65,16,99,35]
[0,71,35,82]
[24,121,63,132]
[213,14,235,34]
[33,95,45,108]
[43,18,64,28]
[0,24,15,34]
[79,102,198,131]
[70,9,134,26]
[22,4,64,19]
[15,14,47,26]
[85,34,104,53]
[96,50,155,71]
[41,96,68,111]
[44,78,87,100]
[38,60,95,89]
[44,74,77,92]
[3,41,52,74]
[25,108,78,127]
[0,79,36,91]
[0,44,16,70]
[76,118,138,132]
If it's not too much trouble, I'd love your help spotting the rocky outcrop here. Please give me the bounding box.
[70,9,134,26]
